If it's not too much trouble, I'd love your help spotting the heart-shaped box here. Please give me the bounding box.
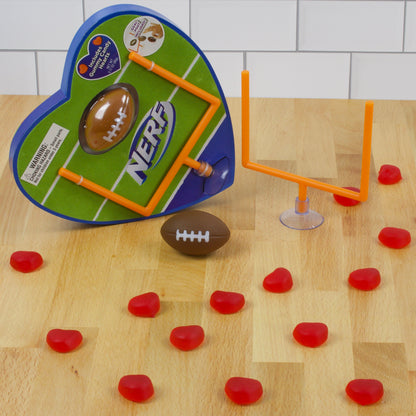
[9,4,234,224]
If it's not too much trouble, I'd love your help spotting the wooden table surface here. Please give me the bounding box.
[1,95,415,415]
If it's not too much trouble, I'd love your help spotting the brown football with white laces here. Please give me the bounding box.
[160,210,230,256]
[79,83,139,154]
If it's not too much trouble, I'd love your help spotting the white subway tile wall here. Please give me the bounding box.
[247,52,350,99]
[0,52,37,94]
[191,0,297,51]
[83,0,190,31]
[298,1,404,52]
[0,0,416,98]
[351,53,416,100]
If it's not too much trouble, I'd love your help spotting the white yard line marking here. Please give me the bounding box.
[167,54,200,102]
[92,164,129,221]
[41,141,80,205]
[93,54,202,221]
[115,60,131,83]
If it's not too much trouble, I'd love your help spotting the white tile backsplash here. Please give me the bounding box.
[247,52,350,98]
[351,53,416,100]
[0,0,83,50]
[299,1,404,52]
[84,0,190,34]
[0,0,415,99]
[204,52,244,97]
[191,0,297,51]
[0,52,37,94]
[37,51,67,95]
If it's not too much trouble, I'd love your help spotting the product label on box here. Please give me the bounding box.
[77,34,121,80]
[21,123,69,186]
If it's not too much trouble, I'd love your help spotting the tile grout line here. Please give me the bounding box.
[82,0,86,22]
[0,49,67,53]
[34,51,40,95]
[189,0,192,38]
[5,49,416,55]
[348,52,352,99]
[2,0,416,97]
[403,0,407,52]
[199,50,416,55]
[296,0,300,52]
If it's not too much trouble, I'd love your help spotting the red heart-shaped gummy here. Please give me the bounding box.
[46,329,83,353]
[10,251,43,273]
[345,379,384,405]
[333,187,361,207]
[378,164,401,185]
[378,227,411,249]
[128,292,160,317]
[263,267,293,293]
[118,374,154,402]
[170,325,204,351]
[225,377,263,405]
[349,268,381,291]
[210,290,245,314]
[293,322,328,348]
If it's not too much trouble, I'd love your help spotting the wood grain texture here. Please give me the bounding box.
[1,96,415,415]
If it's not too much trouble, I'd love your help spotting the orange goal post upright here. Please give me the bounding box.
[241,70,374,230]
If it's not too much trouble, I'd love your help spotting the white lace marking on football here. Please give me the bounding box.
[103,109,128,142]
[176,229,210,243]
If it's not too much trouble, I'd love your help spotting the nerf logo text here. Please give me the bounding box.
[127,101,175,185]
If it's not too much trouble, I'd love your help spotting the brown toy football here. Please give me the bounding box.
[79,83,139,154]
[160,210,230,256]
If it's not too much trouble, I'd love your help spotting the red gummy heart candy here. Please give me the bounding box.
[333,187,361,207]
[378,164,402,185]
[118,374,154,403]
[46,329,83,353]
[170,325,204,351]
[345,379,384,405]
[10,251,43,273]
[263,267,293,293]
[128,292,160,317]
[225,377,263,405]
[293,322,328,347]
[378,227,411,249]
[349,268,381,291]
[210,290,245,314]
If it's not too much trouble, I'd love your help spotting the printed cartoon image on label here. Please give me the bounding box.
[124,16,165,56]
